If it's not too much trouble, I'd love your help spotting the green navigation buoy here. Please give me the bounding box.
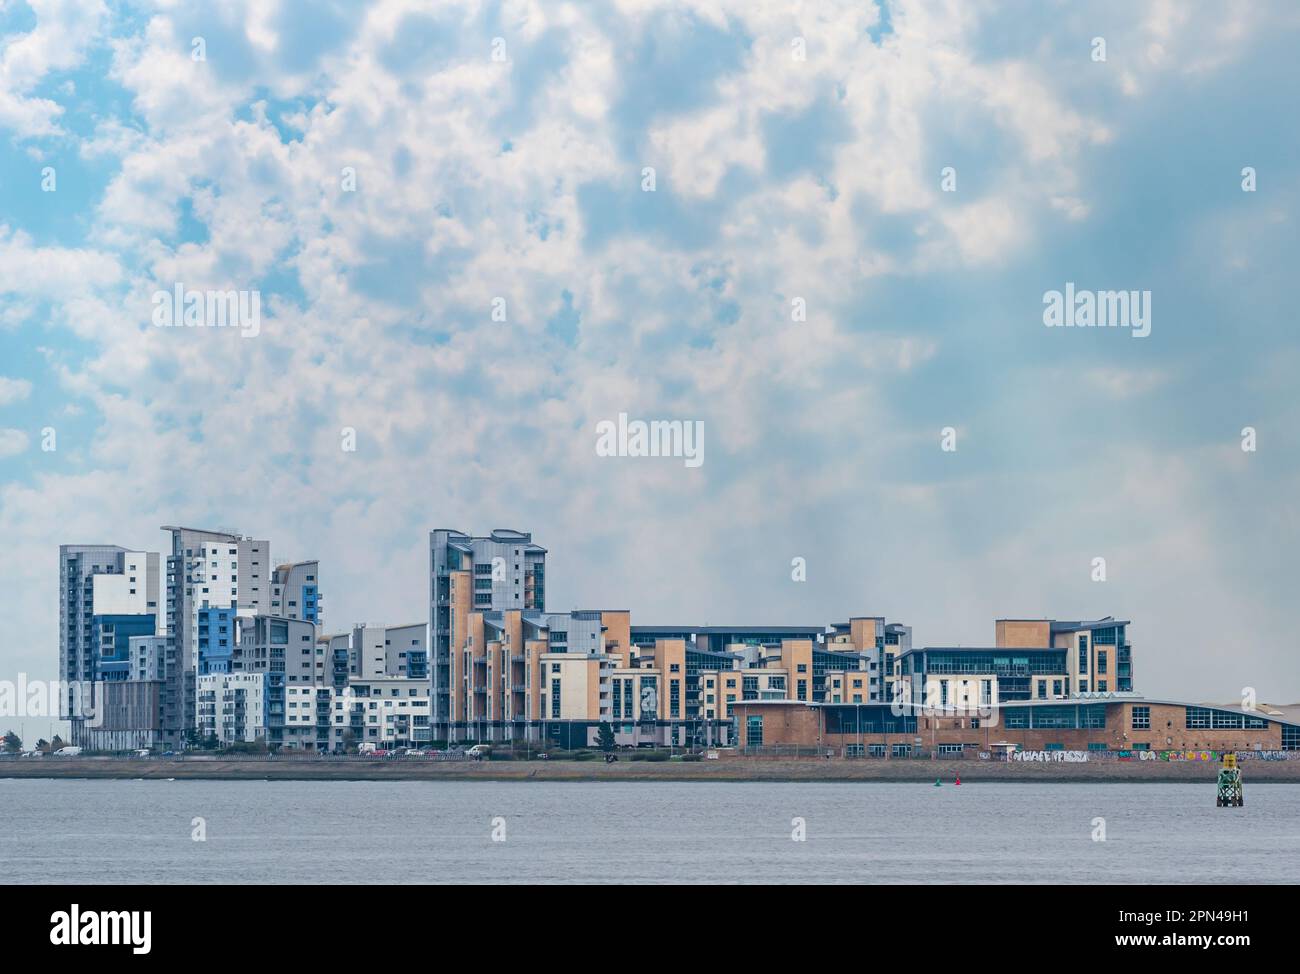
[1216,752,1244,807]
[934,778,941,787]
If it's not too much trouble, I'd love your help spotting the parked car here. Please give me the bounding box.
[20,750,43,758]
[403,749,426,757]
[54,746,83,757]
[466,744,491,758]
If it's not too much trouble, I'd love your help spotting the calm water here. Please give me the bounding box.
[2,779,1297,883]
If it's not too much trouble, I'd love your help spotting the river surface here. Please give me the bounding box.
[3,779,1296,883]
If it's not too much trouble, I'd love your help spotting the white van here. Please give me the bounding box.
[54,746,83,757]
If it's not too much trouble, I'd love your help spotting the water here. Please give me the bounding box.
[2,779,1296,883]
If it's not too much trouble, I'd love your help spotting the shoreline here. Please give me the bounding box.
[5,757,1300,784]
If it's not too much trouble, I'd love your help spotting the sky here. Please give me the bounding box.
[1,0,1298,711]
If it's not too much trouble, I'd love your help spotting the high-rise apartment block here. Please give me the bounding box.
[430,529,546,738]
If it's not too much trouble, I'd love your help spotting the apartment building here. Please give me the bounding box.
[283,684,332,750]
[995,617,1133,694]
[59,544,164,747]
[894,646,1070,709]
[455,608,610,742]
[129,635,166,681]
[197,672,266,745]
[826,617,912,701]
[328,678,431,750]
[161,526,270,747]
[270,561,322,627]
[226,614,317,748]
[430,528,546,737]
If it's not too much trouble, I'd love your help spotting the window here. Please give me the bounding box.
[746,715,763,747]
[1097,650,1107,674]
[1283,726,1299,751]
[796,679,807,701]
[892,744,911,758]
[1186,707,1212,729]
[1131,705,1150,730]
[937,744,963,756]
[550,679,560,718]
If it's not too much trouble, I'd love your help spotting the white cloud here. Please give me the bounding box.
[0,226,121,296]
[0,0,1295,705]
[0,0,107,136]
[0,428,30,457]
[0,376,33,404]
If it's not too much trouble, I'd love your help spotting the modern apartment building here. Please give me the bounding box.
[160,526,271,747]
[335,622,428,679]
[995,617,1133,694]
[227,614,317,748]
[327,678,431,750]
[129,635,166,681]
[894,646,1071,708]
[197,672,267,745]
[270,560,322,628]
[59,544,164,746]
[454,608,613,743]
[430,529,546,737]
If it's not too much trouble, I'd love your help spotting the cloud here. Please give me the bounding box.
[0,226,122,296]
[0,428,30,457]
[0,376,33,404]
[0,0,1296,706]
[0,0,107,136]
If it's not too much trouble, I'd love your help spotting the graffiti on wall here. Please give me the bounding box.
[1010,750,1089,762]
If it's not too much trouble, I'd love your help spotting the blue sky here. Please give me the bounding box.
[1,0,1298,703]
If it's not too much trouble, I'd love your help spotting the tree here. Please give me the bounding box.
[596,722,616,753]
[51,734,66,751]
[341,729,357,754]
[2,730,21,753]
[36,738,50,753]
